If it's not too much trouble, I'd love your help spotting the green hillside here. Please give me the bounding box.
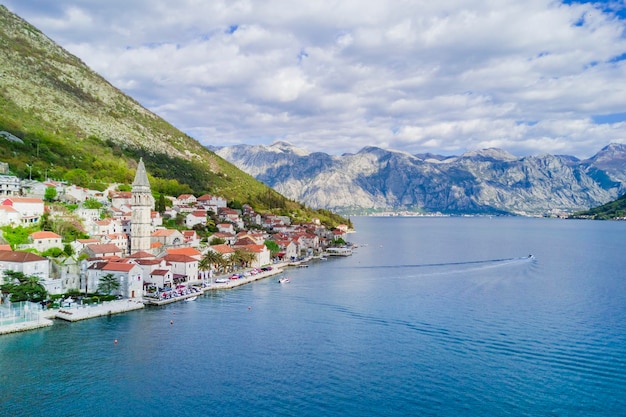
[0,6,349,228]
[571,193,626,220]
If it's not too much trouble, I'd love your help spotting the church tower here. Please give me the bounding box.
[130,158,154,254]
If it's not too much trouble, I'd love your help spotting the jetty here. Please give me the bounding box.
[55,299,145,322]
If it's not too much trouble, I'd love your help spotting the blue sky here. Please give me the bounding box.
[3,0,626,158]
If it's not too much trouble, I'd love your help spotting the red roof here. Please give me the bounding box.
[128,250,155,259]
[0,250,47,262]
[152,229,178,237]
[2,197,43,204]
[166,247,201,257]
[102,262,136,272]
[210,244,235,254]
[86,244,123,254]
[30,231,62,239]
[163,254,197,263]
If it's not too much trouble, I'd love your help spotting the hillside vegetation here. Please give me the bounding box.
[571,193,626,220]
[0,6,349,228]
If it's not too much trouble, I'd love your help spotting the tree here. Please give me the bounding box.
[39,211,54,231]
[332,237,347,246]
[97,273,120,295]
[200,251,226,274]
[83,198,103,209]
[154,193,168,213]
[1,270,48,302]
[44,186,57,202]
[63,243,75,257]
[64,169,90,188]
[209,236,226,245]
[232,248,256,269]
[264,240,280,257]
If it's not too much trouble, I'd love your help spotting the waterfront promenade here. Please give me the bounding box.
[143,263,285,305]
[0,260,298,334]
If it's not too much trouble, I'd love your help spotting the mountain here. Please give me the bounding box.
[0,6,347,227]
[212,142,626,216]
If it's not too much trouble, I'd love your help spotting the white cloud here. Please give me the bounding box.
[4,0,626,158]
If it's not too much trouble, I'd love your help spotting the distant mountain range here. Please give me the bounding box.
[212,142,626,216]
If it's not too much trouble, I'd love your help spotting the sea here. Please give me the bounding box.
[1,216,625,417]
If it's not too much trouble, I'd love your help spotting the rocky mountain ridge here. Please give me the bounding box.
[212,142,626,215]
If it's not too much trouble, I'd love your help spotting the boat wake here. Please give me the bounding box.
[351,255,535,270]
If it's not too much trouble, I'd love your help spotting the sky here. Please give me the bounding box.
[3,1,626,159]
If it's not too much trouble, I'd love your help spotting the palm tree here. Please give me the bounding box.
[204,251,225,271]
[232,248,256,269]
[200,250,226,282]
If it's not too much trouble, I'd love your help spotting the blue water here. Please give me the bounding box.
[1,216,626,416]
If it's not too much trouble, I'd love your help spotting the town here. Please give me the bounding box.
[0,159,351,334]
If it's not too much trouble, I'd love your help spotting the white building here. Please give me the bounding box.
[0,250,49,282]
[0,197,44,224]
[0,175,20,196]
[0,205,21,226]
[29,231,63,253]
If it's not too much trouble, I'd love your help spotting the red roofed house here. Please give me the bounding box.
[147,268,173,290]
[185,210,207,229]
[131,258,169,288]
[206,244,235,264]
[29,231,63,253]
[276,238,298,261]
[176,194,197,206]
[332,228,347,241]
[82,243,124,259]
[165,247,202,260]
[86,261,144,298]
[162,254,198,285]
[0,197,44,224]
[110,191,133,209]
[181,230,201,248]
[0,250,51,290]
[217,223,235,234]
[196,194,227,210]
[99,233,129,254]
[151,229,184,248]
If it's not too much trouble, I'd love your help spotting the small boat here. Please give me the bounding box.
[185,296,197,302]
[278,277,290,284]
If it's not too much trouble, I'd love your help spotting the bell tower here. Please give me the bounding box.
[130,158,154,254]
